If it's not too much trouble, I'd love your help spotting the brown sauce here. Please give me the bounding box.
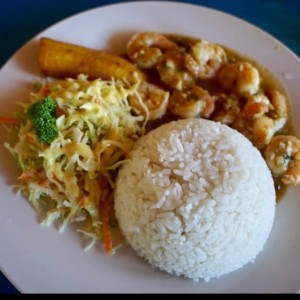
[223,47,296,202]
[223,48,296,202]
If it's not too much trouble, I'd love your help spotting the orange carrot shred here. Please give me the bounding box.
[40,84,50,96]
[26,134,35,143]
[18,171,36,181]
[40,179,48,187]
[98,176,107,190]
[55,107,65,117]
[98,176,113,255]
[0,116,19,125]
[100,194,113,256]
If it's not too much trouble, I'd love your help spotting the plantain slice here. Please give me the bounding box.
[39,37,147,84]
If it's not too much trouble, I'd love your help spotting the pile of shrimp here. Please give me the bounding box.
[125,31,300,189]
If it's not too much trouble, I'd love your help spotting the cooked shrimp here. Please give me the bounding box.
[185,40,227,79]
[245,115,276,149]
[166,34,200,51]
[264,135,300,185]
[232,90,287,149]
[210,93,241,125]
[239,94,270,121]
[168,86,214,119]
[217,62,260,95]
[266,89,287,132]
[244,90,287,125]
[157,49,195,90]
[126,32,177,69]
[128,82,169,120]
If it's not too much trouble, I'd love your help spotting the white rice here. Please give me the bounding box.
[114,118,276,281]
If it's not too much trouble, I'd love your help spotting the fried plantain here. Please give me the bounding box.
[39,37,147,84]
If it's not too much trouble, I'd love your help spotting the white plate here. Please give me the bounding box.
[1,1,300,293]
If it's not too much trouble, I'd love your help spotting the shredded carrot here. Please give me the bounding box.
[100,193,113,256]
[78,195,89,208]
[56,107,65,117]
[26,134,35,143]
[40,179,48,187]
[18,171,37,181]
[40,84,50,96]
[0,116,19,125]
[98,176,108,190]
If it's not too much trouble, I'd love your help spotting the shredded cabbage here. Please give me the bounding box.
[5,74,146,251]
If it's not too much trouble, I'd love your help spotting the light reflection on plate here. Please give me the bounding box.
[0,1,300,293]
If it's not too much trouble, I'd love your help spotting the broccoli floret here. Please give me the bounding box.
[27,96,58,143]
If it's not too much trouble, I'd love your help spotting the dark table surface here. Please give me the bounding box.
[0,0,299,294]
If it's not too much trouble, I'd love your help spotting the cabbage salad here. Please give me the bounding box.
[4,74,146,254]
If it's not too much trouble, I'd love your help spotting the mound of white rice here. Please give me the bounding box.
[114,118,276,281]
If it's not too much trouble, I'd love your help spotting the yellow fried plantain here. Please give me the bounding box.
[39,37,147,83]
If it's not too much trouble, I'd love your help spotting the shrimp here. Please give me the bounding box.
[264,135,300,185]
[156,49,195,90]
[185,40,227,79]
[217,62,260,95]
[128,82,169,120]
[126,32,177,69]
[210,93,241,125]
[266,89,287,132]
[168,86,214,119]
[232,90,287,149]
